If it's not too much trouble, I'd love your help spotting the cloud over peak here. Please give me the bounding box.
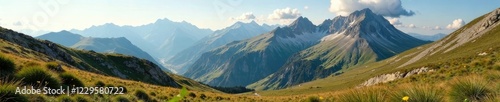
[268,7,301,20]
[388,18,402,26]
[329,0,414,17]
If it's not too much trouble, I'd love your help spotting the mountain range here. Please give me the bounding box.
[184,9,428,88]
[165,21,277,74]
[184,16,328,87]
[0,27,180,87]
[1,6,499,102]
[69,19,213,71]
[249,9,429,90]
[264,7,500,96]
[407,33,447,41]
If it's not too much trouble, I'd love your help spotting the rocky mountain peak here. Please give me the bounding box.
[271,16,316,38]
[349,8,376,18]
[57,30,73,34]
[319,16,348,33]
[154,18,174,24]
[288,16,315,30]
[232,21,260,29]
[250,20,258,25]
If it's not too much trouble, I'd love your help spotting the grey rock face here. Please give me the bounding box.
[359,67,434,87]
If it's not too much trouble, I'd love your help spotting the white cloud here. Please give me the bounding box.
[408,24,416,28]
[388,18,402,26]
[268,7,301,20]
[230,12,256,21]
[433,26,442,30]
[304,6,309,10]
[446,19,465,29]
[329,0,415,17]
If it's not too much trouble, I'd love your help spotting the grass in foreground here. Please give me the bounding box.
[449,77,493,102]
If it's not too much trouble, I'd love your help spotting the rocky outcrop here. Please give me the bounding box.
[359,67,434,87]
[479,8,500,31]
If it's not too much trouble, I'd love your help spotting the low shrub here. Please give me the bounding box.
[95,81,105,87]
[390,86,443,102]
[0,54,15,76]
[0,80,28,102]
[59,72,85,89]
[449,78,492,102]
[200,93,207,99]
[118,85,128,93]
[338,88,387,102]
[15,66,61,89]
[302,96,320,102]
[188,92,197,98]
[134,90,150,101]
[149,92,156,96]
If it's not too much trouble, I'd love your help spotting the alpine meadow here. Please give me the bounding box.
[1,0,499,102]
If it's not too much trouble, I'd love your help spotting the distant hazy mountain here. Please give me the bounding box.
[249,9,429,90]
[184,16,331,87]
[69,18,213,69]
[166,21,276,74]
[37,30,83,46]
[36,31,163,71]
[407,33,447,41]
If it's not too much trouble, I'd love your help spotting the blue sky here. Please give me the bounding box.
[0,0,498,36]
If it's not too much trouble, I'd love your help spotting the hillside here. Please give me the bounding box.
[0,26,349,102]
[1,7,499,102]
[0,27,178,87]
[36,31,165,71]
[71,37,158,67]
[5,25,323,102]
